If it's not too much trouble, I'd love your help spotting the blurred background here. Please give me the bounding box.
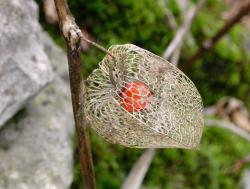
[1,0,250,188]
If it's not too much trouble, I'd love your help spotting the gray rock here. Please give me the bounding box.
[0,32,74,189]
[0,0,53,127]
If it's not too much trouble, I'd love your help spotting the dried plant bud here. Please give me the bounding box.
[84,44,204,148]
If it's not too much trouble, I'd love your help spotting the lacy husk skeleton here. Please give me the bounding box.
[84,44,204,148]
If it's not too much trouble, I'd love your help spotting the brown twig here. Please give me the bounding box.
[54,0,96,189]
[182,0,250,71]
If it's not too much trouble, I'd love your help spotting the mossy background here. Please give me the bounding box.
[36,0,250,188]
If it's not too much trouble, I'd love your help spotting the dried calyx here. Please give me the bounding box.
[84,44,204,148]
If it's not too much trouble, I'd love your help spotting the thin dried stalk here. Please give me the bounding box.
[54,0,96,188]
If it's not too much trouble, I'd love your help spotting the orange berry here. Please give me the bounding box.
[119,81,152,112]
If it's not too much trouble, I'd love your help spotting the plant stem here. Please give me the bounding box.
[181,1,250,71]
[54,0,96,188]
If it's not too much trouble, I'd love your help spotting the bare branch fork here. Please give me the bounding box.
[54,0,96,188]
